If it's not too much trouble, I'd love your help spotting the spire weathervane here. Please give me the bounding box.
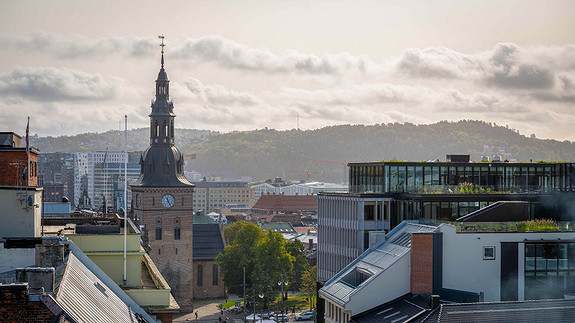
[158,34,165,68]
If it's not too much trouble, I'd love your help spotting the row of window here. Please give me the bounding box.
[197,264,219,286]
[350,163,575,193]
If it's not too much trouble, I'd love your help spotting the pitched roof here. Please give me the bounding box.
[193,223,225,260]
[260,222,296,233]
[320,222,436,307]
[252,194,317,212]
[56,243,154,323]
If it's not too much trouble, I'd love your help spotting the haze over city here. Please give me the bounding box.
[1,0,574,140]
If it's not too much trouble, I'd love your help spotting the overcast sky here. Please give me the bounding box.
[1,0,574,140]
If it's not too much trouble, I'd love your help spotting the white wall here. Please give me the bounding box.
[440,224,575,302]
[0,188,42,238]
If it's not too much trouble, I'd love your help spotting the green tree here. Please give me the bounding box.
[216,222,265,294]
[251,230,294,306]
[223,220,251,245]
[285,240,309,290]
[301,266,317,310]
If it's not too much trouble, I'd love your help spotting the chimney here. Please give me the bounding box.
[308,238,314,249]
[35,237,64,268]
[16,267,55,294]
[429,295,440,309]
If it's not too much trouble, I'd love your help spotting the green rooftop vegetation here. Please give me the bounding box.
[455,219,571,233]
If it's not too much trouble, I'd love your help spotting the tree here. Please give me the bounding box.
[251,230,294,306]
[285,240,309,290]
[301,266,317,310]
[223,220,251,245]
[216,222,265,294]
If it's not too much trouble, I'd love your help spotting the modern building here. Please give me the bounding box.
[38,152,75,204]
[131,43,196,308]
[319,220,575,323]
[73,151,141,210]
[317,156,575,282]
[192,180,254,213]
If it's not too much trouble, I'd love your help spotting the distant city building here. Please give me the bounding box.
[184,170,202,181]
[73,151,140,210]
[38,152,75,204]
[192,180,255,213]
[250,179,346,202]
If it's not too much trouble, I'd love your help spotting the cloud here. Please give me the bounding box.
[0,31,156,59]
[393,43,575,93]
[279,83,424,106]
[182,78,262,106]
[0,66,122,102]
[167,36,380,76]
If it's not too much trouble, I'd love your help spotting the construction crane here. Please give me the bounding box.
[306,159,350,184]
[285,170,319,181]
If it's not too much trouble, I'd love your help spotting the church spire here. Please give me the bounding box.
[159,34,165,69]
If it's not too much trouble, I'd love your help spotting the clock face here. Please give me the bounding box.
[161,194,175,208]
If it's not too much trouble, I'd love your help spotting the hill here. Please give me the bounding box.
[30,120,575,183]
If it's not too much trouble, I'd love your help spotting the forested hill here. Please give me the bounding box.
[31,120,575,183]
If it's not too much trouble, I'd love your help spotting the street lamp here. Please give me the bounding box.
[278,275,288,323]
[258,285,264,322]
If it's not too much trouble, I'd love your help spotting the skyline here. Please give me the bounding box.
[0,0,574,140]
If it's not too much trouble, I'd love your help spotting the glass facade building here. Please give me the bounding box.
[349,161,575,194]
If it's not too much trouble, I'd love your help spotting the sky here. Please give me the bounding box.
[0,0,574,140]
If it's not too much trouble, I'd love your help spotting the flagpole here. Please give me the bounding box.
[26,117,30,187]
[123,115,128,286]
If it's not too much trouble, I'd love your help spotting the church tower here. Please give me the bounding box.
[131,36,195,308]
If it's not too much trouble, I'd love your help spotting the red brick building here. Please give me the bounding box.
[0,132,39,187]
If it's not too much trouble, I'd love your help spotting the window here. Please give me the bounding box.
[483,246,495,260]
[213,265,219,285]
[174,228,181,240]
[197,265,203,286]
[525,242,575,300]
[156,227,162,240]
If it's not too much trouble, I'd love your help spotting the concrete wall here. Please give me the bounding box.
[0,188,42,239]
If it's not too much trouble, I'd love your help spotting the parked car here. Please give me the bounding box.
[295,312,313,321]
[261,311,275,319]
[272,314,289,322]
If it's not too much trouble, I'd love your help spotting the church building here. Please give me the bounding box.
[131,38,195,308]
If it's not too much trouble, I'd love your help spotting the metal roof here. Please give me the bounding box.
[193,224,225,260]
[420,299,575,323]
[56,243,154,323]
[320,222,436,306]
